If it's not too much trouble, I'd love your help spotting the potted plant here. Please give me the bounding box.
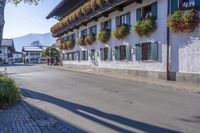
[85,34,96,45]
[134,17,157,37]
[168,8,199,33]
[66,40,75,49]
[113,24,130,39]
[91,0,99,10]
[82,2,92,15]
[76,7,83,18]
[77,37,87,46]
[98,29,111,44]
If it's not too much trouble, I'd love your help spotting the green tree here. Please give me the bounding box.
[42,46,60,59]
[0,0,41,47]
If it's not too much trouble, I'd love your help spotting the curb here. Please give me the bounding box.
[42,65,200,94]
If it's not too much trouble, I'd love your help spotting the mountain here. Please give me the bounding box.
[13,33,56,51]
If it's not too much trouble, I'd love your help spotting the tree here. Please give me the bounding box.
[0,0,41,47]
[42,46,60,59]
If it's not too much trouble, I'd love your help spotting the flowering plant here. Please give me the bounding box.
[77,37,87,46]
[134,17,157,37]
[82,2,92,15]
[168,8,199,33]
[113,24,130,39]
[66,40,75,49]
[98,29,111,44]
[85,34,96,45]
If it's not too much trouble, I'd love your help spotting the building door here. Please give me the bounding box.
[91,49,95,60]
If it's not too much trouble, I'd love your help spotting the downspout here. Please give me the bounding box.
[166,0,170,80]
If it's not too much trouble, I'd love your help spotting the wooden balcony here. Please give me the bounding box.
[53,0,142,37]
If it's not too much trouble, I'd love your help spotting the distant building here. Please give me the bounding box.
[12,52,23,63]
[22,46,47,63]
[0,39,15,64]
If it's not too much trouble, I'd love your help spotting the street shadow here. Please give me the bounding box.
[22,88,180,133]
[0,101,86,133]
[0,63,33,67]
[178,115,200,124]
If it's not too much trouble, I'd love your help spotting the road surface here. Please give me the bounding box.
[4,65,200,133]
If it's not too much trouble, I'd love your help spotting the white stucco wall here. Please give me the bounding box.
[62,0,169,72]
[61,0,200,74]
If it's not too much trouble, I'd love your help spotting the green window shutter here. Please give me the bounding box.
[126,45,131,61]
[100,22,104,31]
[136,8,142,21]
[80,51,83,60]
[86,51,88,60]
[171,0,178,13]
[150,42,158,61]
[151,2,158,19]
[108,20,112,31]
[116,16,120,27]
[195,0,200,7]
[115,47,119,61]
[108,47,113,61]
[135,44,142,61]
[126,12,131,25]
[100,48,104,60]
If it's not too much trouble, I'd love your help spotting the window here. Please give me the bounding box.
[0,50,2,54]
[135,42,158,61]
[71,52,75,61]
[116,12,131,27]
[100,48,109,61]
[115,45,131,61]
[100,20,112,31]
[81,50,88,61]
[89,25,97,35]
[136,2,157,21]
[71,34,76,42]
[81,29,87,37]
[170,0,200,13]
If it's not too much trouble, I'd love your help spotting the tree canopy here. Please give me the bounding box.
[7,0,41,5]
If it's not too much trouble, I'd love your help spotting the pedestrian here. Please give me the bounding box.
[47,57,50,66]
[26,56,29,66]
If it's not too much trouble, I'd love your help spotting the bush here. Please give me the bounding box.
[0,75,20,105]
[134,17,157,37]
[85,34,96,45]
[77,37,87,46]
[113,24,130,39]
[168,8,199,33]
[98,29,111,44]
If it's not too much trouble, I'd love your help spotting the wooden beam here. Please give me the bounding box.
[136,0,142,4]
[117,6,123,11]
[93,17,98,22]
[103,14,109,18]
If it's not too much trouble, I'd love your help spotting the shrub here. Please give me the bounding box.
[98,29,111,44]
[77,37,87,46]
[85,34,96,45]
[82,2,92,15]
[168,8,199,33]
[0,75,20,105]
[113,24,130,39]
[134,17,157,37]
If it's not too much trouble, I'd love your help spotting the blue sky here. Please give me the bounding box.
[4,0,60,38]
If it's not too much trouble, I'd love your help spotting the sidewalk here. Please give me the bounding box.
[43,64,200,93]
[0,96,83,133]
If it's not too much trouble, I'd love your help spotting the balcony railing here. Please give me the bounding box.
[53,0,138,37]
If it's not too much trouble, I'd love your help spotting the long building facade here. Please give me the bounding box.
[47,0,200,82]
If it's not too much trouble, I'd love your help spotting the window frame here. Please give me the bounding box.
[89,25,97,35]
[100,19,112,31]
[81,29,88,37]
[116,12,131,27]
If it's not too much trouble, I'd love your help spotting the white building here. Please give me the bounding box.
[0,39,15,64]
[12,52,23,63]
[47,0,200,83]
[22,46,47,63]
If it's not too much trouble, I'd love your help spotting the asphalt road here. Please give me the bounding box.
[3,65,200,133]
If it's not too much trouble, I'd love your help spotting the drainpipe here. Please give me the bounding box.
[166,0,170,80]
